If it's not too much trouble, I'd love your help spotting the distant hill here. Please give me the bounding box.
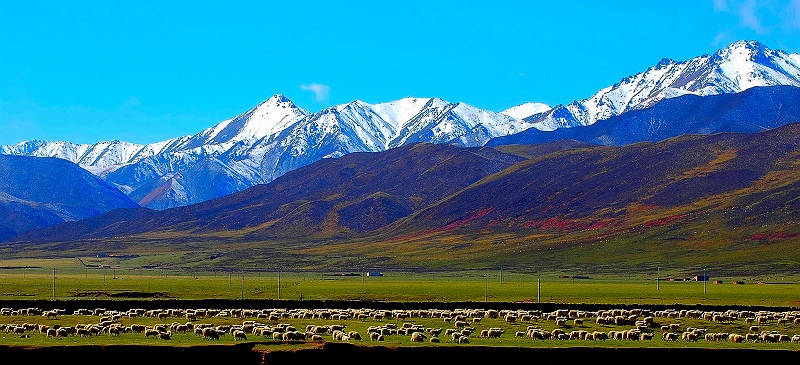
[488,85,800,147]
[0,155,139,240]
[402,123,800,233]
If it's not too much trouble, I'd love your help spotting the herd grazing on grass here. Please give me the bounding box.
[1,307,800,346]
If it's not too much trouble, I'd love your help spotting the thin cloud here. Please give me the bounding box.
[711,31,730,46]
[786,0,800,28]
[739,0,766,34]
[710,0,800,34]
[300,83,331,102]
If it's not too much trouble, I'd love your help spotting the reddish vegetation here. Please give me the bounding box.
[524,217,615,231]
[751,232,799,241]
[419,208,497,234]
[642,214,686,228]
[487,219,504,227]
[441,208,495,230]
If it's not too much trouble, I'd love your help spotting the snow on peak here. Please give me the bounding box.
[370,97,436,129]
[529,39,800,131]
[335,100,371,112]
[197,95,310,145]
[266,93,292,103]
[501,102,552,119]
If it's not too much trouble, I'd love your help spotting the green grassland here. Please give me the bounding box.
[1,259,800,306]
[1,306,800,350]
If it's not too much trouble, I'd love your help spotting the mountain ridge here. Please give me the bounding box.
[3,40,800,210]
[487,85,800,147]
[7,124,800,274]
[528,40,800,130]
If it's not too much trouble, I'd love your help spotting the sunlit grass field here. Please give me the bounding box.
[1,258,799,306]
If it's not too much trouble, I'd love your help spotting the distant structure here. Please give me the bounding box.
[367,271,383,277]
[694,275,710,282]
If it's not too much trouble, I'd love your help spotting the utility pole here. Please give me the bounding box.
[485,273,488,302]
[278,269,281,300]
[537,275,541,304]
[229,270,232,288]
[703,267,707,295]
[500,267,503,286]
[657,266,660,290]
[240,272,244,300]
[52,268,56,300]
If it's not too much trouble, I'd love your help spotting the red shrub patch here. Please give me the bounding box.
[420,208,497,234]
[441,208,495,230]
[752,232,799,241]
[487,218,503,227]
[642,214,686,228]
[524,217,614,231]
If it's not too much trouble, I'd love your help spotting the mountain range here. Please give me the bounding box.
[487,85,800,147]
[526,40,800,130]
[3,40,799,211]
[8,123,800,273]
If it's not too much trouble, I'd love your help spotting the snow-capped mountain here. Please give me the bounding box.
[2,95,531,209]
[501,102,552,120]
[4,40,800,210]
[530,40,800,130]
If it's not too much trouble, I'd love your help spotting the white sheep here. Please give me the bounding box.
[233,330,247,341]
[202,327,220,340]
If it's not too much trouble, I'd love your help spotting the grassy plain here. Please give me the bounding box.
[1,258,799,306]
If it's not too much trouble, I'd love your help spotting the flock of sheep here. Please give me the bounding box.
[1,306,800,346]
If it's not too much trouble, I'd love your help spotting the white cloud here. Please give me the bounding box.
[711,31,730,46]
[300,83,331,102]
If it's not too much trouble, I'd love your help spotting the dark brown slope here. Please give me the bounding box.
[9,142,554,243]
[389,123,800,235]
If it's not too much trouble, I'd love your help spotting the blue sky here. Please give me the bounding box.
[2,0,800,145]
